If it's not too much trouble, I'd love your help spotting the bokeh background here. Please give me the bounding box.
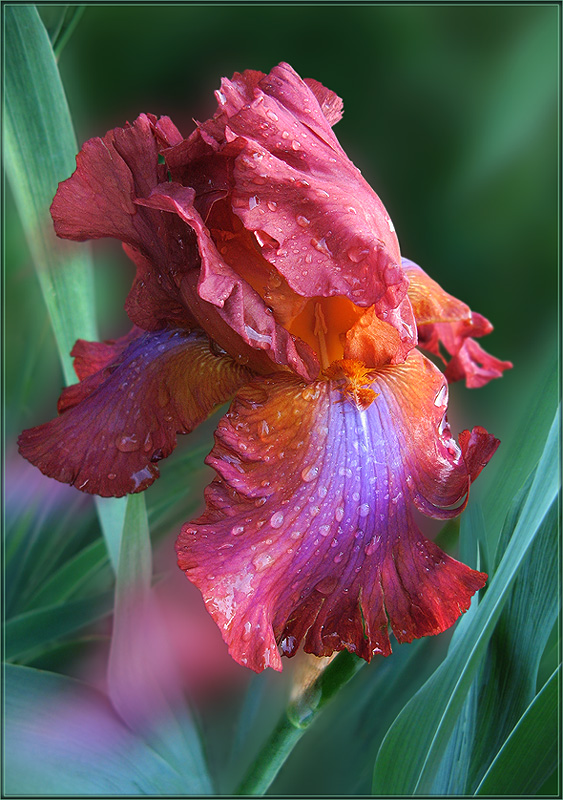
[5,4,559,795]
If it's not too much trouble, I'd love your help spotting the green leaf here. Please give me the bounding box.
[5,592,114,661]
[468,491,559,790]
[4,664,189,794]
[25,538,110,608]
[372,407,560,795]
[108,494,212,794]
[475,666,560,795]
[4,5,97,384]
[51,5,86,59]
[482,351,558,559]
[4,4,128,574]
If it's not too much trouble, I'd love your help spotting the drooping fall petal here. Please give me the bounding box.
[404,258,512,387]
[19,329,251,497]
[176,351,495,672]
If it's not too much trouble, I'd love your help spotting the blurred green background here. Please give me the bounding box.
[7,2,558,449]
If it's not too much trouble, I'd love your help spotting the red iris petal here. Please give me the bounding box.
[19,329,251,497]
[51,113,197,332]
[404,258,512,387]
[170,63,415,349]
[137,184,319,381]
[176,351,493,672]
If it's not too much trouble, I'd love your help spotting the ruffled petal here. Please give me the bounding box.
[404,258,512,387]
[176,352,495,672]
[173,63,415,348]
[19,329,251,497]
[137,183,320,380]
[51,113,198,331]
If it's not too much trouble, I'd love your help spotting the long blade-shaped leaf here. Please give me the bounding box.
[475,665,560,795]
[5,592,114,662]
[5,4,96,382]
[372,407,560,795]
[468,493,559,790]
[5,4,127,571]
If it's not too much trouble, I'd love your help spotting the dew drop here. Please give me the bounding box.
[291,139,301,150]
[335,506,344,522]
[266,110,279,121]
[107,473,117,480]
[280,635,297,655]
[296,215,310,227]
[267,200,278,211]
[333,552,344,564]
[270,511,284,528]
[347,245,370,263]
[253,552,274,572]
[359,503,370,517]
[434,384,448,406]
[311,237,331,256]
[231,524,245,536]
[301,465,319,482]
[115,433,140,452]
[249,195,259,210]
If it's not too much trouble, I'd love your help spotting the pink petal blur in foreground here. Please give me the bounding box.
[19,62,512,671]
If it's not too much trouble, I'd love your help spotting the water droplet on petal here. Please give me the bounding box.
[291,139,301,150]
[359,503,370,517]
[231,525,245,536]
[267,200,278,211]
[335,507,344,522]
[115,433,140,452]
[270,511,284,528]
[311,237,332,256]
[347,245,370,263]
[280,635,297,655]
[266,110,279,121]
[434,384,448,407]
[301,465,319,482]
[296,215,310,227]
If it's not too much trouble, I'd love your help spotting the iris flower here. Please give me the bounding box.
[19,63,512,671]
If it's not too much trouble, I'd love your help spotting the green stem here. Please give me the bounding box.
[235,650,365,795]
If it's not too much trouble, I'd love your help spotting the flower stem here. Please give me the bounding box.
[235,650,366,795]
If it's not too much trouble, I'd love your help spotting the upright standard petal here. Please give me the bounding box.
[166,63,416,352]
[176,351,495,672]
[51,113,198,332]
[19,329,251,497]
[404,258,512,387]
[137,183,320,381]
